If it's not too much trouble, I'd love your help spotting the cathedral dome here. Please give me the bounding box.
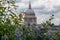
[25,9,34,14]
[23,2,37,25]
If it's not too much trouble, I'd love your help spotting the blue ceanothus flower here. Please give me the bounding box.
[15,33,22,38]
[35,28,41,38]
[49,37,54,40]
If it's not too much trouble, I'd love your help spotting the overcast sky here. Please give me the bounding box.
[12,0,60,25]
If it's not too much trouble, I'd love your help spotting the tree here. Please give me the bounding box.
[0,0,23,40]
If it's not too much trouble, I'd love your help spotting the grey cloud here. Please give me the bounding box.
[33,6,45,10]
[15,0,37,4]
[49,6,60,14]
[34,6,60,14]
[15,0,21,3]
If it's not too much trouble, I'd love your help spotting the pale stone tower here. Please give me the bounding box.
[23,2,37,26]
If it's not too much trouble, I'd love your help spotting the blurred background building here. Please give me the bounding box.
[21,2,37,26]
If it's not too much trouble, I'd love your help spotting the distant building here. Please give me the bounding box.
[21,2,37,26]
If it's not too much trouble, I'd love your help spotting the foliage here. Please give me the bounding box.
[0,0,22,40]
